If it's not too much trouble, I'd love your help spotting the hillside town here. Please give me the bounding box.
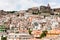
[0,4,60,40]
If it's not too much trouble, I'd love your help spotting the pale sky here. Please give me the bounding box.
[0,0,60,11]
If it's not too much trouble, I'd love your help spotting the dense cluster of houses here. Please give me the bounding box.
[0,4,60,40]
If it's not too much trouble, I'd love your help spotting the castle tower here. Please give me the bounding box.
[47,3,51,9]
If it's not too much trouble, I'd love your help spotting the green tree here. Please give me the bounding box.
[40,30,47,39]
[0,25,6,32]
[28,28,32,35]
[32,10,41,15]
[1,36,7,40]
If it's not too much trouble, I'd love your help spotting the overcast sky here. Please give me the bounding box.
[0,0,60,11]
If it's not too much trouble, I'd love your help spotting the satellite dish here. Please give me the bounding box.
[47,26,52,30]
